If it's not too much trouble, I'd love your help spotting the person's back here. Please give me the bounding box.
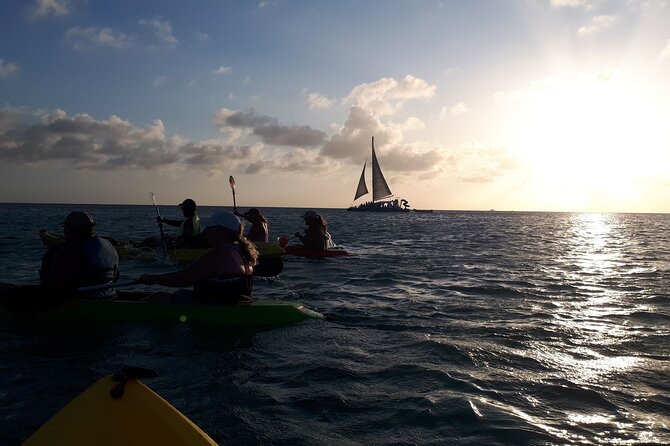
[235,208,268,243]
[295,210,328,250]
[139,212,258,304]
[40,211,119,299]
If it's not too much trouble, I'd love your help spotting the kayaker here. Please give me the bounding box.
[294,210,334,250]
[138,211,258,304]
[39,211,120,299]
[234,208,269,242]
[156,198,202,247]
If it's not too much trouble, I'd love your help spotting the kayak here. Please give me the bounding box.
[284,245,350,258]
[23,370,217,446]
[0,287,324,328]
[39,230,285,277]
[39,230,285,262]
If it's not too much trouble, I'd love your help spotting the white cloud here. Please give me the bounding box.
[28,0,70,19]
[659,39,670,60]
[152,75,167,87]
[0,59,20,78]
[305,91,335,110]
[578,15,617,36]
[215,65,232,75]
[346,75,436,116]
[138,17,178,46]
[194,31,209,46]
[65,27,134,49]
[440,102,469,118]
[549,0,603,10]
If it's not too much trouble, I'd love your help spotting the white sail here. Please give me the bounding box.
[371,137,393,201]
[353,161,369,201]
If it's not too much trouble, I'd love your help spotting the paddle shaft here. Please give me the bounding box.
[78,280,139,293]
[229,176,237,212]
[150,192,166,240]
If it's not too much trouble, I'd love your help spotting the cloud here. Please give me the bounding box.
[152,75,167,87]
[28,0,70,19]
[211,108,326,147]
[345,75,436,116]
[304,91,335,110]
[578,15,616,36]
[215,65,232,75]
[451,142,520,183]
[0,59,20,78]
[440,102,469,118]
[138,17,178,47]
[194,31,209,46]
[659,39,670,61]
[0,74,448,179]
[65,27,134,49]
[549,0,585,7]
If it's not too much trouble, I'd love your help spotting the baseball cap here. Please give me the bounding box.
[179,198,196,209]
[62,211,95,228]
[202,212,241,232]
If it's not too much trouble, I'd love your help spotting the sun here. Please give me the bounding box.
[503,70,668,211]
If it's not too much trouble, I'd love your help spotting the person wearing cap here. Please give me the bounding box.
[138,211,258,304]
[234,208,269,243]
[294,210,332,250]
[39,211,120,299]
[157,198,202,247]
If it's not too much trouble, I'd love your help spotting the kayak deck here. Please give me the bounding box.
[23,374,218,446]
[284,245,350,258]
[0,289,324,328]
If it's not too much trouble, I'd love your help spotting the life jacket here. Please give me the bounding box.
[75,237,119,299]
[247,221,269,243]
[178,215,201,238]
[192,244,253,304]
[193,275,253,304]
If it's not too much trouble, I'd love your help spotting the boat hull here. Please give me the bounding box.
[0,288,324,328]
[23,374,217,446]
[284,246,350,258]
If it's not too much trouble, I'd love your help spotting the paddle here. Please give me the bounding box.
[150,192,169,261]
[229,176,237,212]
[0,280,141,316]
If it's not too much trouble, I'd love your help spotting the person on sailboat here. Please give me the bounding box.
[294,210,334,250]
[234,208,269,243]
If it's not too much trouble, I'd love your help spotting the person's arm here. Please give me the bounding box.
[159,218,183,227]
[138,247,244,287]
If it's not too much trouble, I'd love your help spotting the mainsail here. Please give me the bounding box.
[371,137,393,201]
[353,161,369,201]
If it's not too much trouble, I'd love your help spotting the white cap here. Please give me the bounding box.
[202,211,241,232]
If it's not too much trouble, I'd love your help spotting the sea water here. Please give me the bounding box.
[0,203,668,445]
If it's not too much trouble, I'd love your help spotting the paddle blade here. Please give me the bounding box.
[229,176,236,192]
[150,192,157,206]
[253,256,283,277]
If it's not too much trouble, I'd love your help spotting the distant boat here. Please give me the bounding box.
[347,137,410,213]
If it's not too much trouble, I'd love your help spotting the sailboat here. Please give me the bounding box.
[347,136,410,212]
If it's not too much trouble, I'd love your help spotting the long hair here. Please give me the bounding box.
[231,229,259,266]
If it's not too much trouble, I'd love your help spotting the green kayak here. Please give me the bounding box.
[0,287,324,329]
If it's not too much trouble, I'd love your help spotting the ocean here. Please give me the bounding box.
[0,203,668,445]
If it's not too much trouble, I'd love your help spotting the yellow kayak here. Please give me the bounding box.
[39,230,285,276]
[23,372,217,446]
[39,230,284,262]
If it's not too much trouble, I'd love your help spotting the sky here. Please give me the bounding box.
[1,0,669,212]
